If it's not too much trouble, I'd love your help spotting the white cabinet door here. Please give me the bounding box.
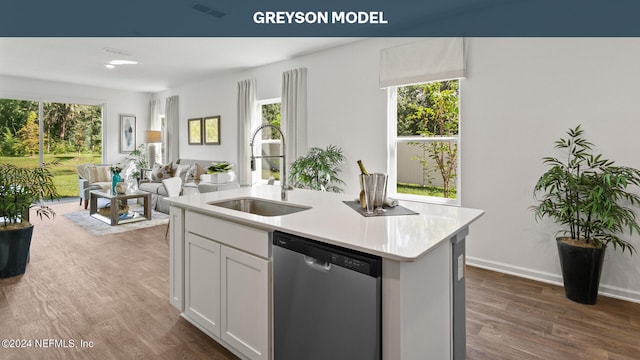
[221,245,270,360]
[169,206,184,311]
[185,233,221,337]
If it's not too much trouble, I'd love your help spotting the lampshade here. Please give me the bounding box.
[145,130,161,143]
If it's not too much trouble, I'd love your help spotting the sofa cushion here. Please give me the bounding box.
[139,182,164,194]
[94,181,112,193]
[88,165,111,183]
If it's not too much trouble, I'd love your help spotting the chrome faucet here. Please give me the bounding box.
[250,124,292,200]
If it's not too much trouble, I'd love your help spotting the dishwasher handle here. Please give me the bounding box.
[304,255,332,271]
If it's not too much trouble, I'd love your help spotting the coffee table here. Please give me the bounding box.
[89,190,152,226]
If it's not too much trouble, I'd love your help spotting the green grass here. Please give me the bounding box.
[1,153,102,198]
[397,182,457,199]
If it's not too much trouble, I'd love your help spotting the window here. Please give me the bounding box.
[388,79,460,205]
[253,98,282,183]
[0,98,103,198]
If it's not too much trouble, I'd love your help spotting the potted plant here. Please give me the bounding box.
[532,125,640,304]
[203,162,235,183]
[0,163,58,278]
[126,144,149,183]
[289,145,346,193]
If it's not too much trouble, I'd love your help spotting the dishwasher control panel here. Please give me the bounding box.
[273,231,381,277]
[331,253,370,274]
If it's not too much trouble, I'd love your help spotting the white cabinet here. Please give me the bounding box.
[169,206,184,311]
[221,245,270,360]
[181,210,271,360]
[184,232,221,337]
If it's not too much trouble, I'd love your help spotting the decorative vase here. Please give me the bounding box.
[112,172,121,194]
[115,182,127,194]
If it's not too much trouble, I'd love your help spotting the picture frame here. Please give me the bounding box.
[120,114,136,153]
[203,115,221,145]
[188,118,203,145]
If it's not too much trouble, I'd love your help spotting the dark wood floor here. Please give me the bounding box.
[1,201,639,359]
[466,268,640,359]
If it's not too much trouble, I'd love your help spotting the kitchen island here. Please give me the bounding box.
[167,185,484,360]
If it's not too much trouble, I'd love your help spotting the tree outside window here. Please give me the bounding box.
[394,79,460,202]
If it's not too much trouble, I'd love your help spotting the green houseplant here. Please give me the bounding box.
[0,163,58,278]
[532,125,640,304]
[289,145,346,193]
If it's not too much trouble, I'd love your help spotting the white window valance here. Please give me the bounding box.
[379,38,466,88]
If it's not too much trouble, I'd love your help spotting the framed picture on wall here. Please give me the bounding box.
[188,118,203,145]
[120,114,136,153]
[204,115,221,145]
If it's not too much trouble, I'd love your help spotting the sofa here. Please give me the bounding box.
[138,159,215,214]
[77,164,112,209]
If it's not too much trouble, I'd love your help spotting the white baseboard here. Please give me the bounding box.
[466,256,640,304]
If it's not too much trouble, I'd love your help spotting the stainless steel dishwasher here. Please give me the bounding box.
[273,230,382,360]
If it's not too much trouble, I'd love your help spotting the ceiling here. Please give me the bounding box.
[0,38,359,93]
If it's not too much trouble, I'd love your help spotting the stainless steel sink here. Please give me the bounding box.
[208,197,311,217]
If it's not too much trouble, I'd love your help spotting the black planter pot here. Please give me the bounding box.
[556,238,606,305]
[0,225,34,278]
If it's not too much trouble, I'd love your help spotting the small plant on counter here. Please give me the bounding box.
[289,145,346,193]
[208,162,233,174]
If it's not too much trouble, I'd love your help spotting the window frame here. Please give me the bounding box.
[387,81,462,206]
[253,97,282,185]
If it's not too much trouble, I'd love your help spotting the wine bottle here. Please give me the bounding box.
[357,160,368,208]
[357,160,369,175]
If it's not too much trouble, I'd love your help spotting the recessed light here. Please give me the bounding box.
[109,60,139,65]
[105,64,115,69]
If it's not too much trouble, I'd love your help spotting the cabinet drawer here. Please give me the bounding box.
[185,210,270,258]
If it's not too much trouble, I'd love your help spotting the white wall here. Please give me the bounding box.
[154,38,399,190]
[0,75,151,164]
[462,38,640,302]
[155,37,640,302]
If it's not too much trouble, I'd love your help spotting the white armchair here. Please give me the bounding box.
[161,177,183,198]
[76,164,112,209]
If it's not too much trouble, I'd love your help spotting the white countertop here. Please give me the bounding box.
[167,185,484,261]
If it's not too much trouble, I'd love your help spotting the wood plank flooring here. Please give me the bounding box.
[466,267,640,360]
[1,201,639,359]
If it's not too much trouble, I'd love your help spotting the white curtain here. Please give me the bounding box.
[237,79,257,186]
[148,99,162,165]
[165,95,179,164]
[379,38,466,88]
[149,99,161,130]
[281,68,308,170]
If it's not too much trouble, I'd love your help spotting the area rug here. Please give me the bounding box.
[63,206,169,237]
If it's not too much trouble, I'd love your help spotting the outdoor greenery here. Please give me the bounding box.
[0,154,101,198]
[289,145,346,193]
[398,80,459,198]
[0,99,102,157]
[397,182,457,198]
[0,163,58,228]
[0,99,103,199]
[258,102,282,180]
[532,125,640,254]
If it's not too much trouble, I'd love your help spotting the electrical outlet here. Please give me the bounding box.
[457,254,464,281]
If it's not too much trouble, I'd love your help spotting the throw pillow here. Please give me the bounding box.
[195,163,207,180]
[151,162,172,181]
[185,163,207,182]
[174,164,192,182]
